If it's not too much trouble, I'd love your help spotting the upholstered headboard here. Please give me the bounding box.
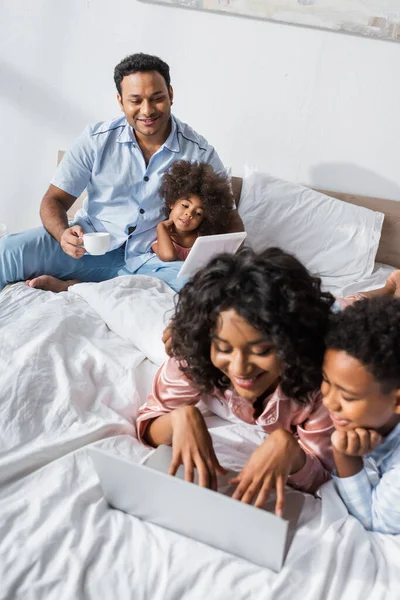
[231,176,400,269]
[318,190,400,269]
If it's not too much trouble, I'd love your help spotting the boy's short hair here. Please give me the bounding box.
[114,53,171,96]
[326,297,400,392]
[159,160,234,236]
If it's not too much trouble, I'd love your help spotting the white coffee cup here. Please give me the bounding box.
[83,232,110,255]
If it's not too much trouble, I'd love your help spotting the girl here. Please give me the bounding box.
[151,160,234,262]
[137,248,336,516]
[322,297,400,533]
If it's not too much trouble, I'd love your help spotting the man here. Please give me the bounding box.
[0,53,243,292]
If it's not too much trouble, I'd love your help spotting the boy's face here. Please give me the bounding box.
[321,349,400,435]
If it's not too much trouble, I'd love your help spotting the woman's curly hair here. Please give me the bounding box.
[159,160,234,235]
[170,248,335,404]
[326,296,400,393]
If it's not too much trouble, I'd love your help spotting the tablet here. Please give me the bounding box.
[177,231,247,279]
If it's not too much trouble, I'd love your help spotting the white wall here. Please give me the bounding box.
[1,0,400,233]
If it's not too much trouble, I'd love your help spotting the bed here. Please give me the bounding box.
[1,173,400,600]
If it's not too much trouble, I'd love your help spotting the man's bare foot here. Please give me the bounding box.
[25,275,80,293]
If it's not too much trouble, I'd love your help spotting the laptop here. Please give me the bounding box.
[89,444,290,571]
[177,231,247,279]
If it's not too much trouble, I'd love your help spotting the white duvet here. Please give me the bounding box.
[1,275,399,600]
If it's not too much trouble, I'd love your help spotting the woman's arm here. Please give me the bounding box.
[136,358,201,444]
[144,412,174,447]
[144,405,226,490]
[137,359,226,489]
[287,392,334,492]
[152,219,178,261]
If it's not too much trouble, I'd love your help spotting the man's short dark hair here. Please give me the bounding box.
[114,53,171,96]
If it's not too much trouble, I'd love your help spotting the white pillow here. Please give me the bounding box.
[70,275,176,366]
[238,170,384,290]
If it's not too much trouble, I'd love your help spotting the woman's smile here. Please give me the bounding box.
[230,372,266,390]
[210,308,282,400]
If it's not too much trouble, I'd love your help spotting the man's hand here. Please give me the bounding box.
[331,428,382,457]
[169,406,227,490]
[60,225,86,259]
[230,429,306,516]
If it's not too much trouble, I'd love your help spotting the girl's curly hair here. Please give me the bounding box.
[170,248,335,404]
[326,296,400,393]
[159,160,234,235]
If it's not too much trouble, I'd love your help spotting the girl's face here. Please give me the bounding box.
[169,194,204,233]
[210,309,282,401]
[321,349,400,435]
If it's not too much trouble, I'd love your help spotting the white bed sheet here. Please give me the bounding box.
[1,268,399,600]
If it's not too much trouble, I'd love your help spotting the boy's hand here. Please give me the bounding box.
[332,428,382,457]
[230,429,305,516]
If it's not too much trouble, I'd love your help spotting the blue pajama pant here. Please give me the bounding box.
[0,226,187,293]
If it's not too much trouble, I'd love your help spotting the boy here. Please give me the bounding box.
[321,296,400,534]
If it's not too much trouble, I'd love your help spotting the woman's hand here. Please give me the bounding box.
[169,406,227,490]
[230,429,306,516]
